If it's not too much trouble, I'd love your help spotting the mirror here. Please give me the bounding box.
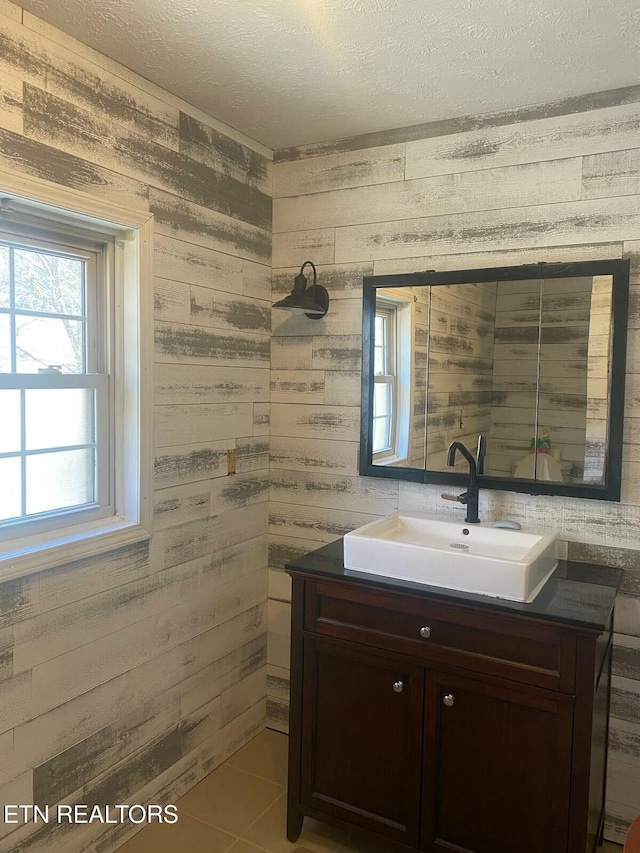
[360,260,629,501]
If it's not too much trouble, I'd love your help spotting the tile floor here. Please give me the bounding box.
[117,728,625,853]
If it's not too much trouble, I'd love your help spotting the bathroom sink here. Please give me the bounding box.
[343,513,558,602]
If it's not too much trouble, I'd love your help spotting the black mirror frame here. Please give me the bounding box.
[360,259,630,501]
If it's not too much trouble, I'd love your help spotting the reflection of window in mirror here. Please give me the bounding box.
[373,291,415,466]
[373,303,396,458]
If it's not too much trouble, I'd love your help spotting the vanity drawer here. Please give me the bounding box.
[305,580,577,693]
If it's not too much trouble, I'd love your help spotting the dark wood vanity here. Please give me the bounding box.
[286,540,620,853]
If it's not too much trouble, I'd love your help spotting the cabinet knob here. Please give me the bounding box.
[393,681,404,693]
[419,626,432,639]
[443,693,455,707]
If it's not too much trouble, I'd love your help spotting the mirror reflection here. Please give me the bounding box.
[371,272,614,487]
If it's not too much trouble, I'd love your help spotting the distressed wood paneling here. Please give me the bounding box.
[0,0,22,22]
[270,436,358,475]
[155,321,269,367]
[266,664,290,733]
[0,13,272,851]
[268,534,323,571]
[150,188,270,265]
[274,158,583,233]
[273,296,361,337]
[154,277,190,323]
[155,403,254,449]
[30,570,266,716]
[311,335,362,371]
[372,242,624,276]
[155,363,269,407]
[0,624,13,681]
[269,502,380,542]
[236,437,270,474]
[324,370,361,407]
[0,127,150,211]
[209,471,269,514]
[0,16,179,148]
[154,480,211,530]
[155,233,245,293]
[270,403,360,442]
[0,671,31,736]
[334,196,640,263]
[15,559,203,672]
[179,112,272,194]
[273,143,405,198]
[0,67,22,134]
[272,227,335,268]
[271,336,313,370]
[406,102,640,179]
[190,285,271,334]
[274,85,640,162]
[23,84,271,230]
[267,600,291,669]
[583,147,640,199]
[270,469,398,515]
[271,370,325,404]
[272,262,373,301]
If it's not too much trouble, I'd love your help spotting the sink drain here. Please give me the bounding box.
[450,543,470,550]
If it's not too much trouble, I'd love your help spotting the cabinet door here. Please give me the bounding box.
[301,636,424,846]
[423,671,573,853]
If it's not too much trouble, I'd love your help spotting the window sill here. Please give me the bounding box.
[373,454,409,467]
[0,517,152,583]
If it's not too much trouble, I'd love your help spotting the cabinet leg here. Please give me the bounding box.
[287,810,303,842]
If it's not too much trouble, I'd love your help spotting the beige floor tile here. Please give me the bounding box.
[227,728,289,785]
[177,763,283,836]
[242,794,343,853]
[116,814,235,853]
[336,829,408,853]
[228,841,272,853]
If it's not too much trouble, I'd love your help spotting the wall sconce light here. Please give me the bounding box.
[272,260,329,319]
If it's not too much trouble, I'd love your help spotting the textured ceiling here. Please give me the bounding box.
[16,0,640,150]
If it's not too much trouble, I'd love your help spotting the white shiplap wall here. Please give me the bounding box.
[0,5,271,852]
[270,100,640,843]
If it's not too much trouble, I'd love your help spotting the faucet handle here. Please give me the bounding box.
[441,493,462,503]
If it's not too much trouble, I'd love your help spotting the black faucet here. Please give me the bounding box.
[445,441,480,524]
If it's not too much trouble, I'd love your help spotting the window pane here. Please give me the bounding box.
[14,249,84,316]
[0,457,21,521]
[0,245,9,308]
[373,417,391,454]
[15,314,84,373]
[0,390,21,453]
[373,382,392,418]
[0,314,10,373]
[25,388,95,450]
[26,449,95,515]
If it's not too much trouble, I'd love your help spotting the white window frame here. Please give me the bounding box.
[0,170,153,582]
[373,304,397,459]
[373,291,414,465]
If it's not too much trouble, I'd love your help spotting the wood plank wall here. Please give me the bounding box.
[270,92,640,842]
[0,4,271,851]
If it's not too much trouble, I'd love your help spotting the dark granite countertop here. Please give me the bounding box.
[285,539,623,632]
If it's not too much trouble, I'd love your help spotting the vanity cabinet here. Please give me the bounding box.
[287,565,615,853]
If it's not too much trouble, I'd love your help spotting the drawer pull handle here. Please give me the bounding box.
[419,626,432,639]
[443,693,455,707]
[393,681,404,693]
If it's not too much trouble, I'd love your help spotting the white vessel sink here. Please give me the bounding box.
[343,513,558,602]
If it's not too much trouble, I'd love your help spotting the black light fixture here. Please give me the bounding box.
[272,260,329,319]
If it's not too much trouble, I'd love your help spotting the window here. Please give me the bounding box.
[0,175,153,581]
[373,293,414,464]
[0,226,111,535]
[373,305,397,457]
